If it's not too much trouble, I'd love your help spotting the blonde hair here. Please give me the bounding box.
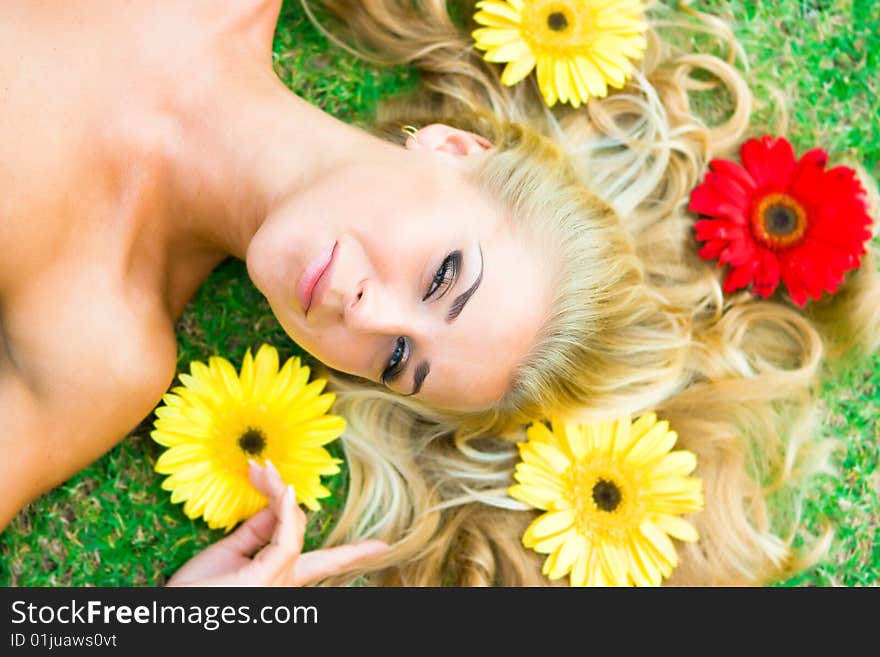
[300,0,880,585]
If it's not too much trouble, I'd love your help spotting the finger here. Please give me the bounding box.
[247,459,270,496]
[293,540,390,586]
[262,459,288,501]
[249,459,288,513]
[252,485,307,580]
[209,507,277,557]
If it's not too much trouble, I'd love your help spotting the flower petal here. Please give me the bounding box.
[653,514,700,542]
[523,509,576,544]
[741,135,796,190]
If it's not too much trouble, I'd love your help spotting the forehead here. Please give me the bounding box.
[411,218,552,411]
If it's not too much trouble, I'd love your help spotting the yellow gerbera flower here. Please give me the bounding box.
[472,0,648,107]
[151,344,344,532]
[509,412,703,586]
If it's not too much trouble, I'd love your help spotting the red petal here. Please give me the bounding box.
[689,181,749,224]
[709,158,757,195]
[811,205,873,248]
[788,148,830,208]
[753,249,781,298]
[699,239,727,261]
[741,135,796,191]
[707,170,751,208]
[723,259,759,293]
[779,250,815,307]
[694,218,746,242]
[783,277,809,307]
[719,234,758,267]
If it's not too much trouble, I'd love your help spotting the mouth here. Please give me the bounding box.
[297,241,338,316]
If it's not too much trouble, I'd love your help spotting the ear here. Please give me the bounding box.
[405,123,492,156]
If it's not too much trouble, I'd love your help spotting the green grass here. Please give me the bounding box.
[1,0,877,586]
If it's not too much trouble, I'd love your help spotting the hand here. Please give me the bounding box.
[166,459,388,586]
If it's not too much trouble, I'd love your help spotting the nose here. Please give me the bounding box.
[344,280,412,336]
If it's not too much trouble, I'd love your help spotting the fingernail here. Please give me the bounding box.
[247,458,259,469]
[287,484,296,503]
[265,458,278,474]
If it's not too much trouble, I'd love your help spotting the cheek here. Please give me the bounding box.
[285,325,375,378]
[353,208,438,280]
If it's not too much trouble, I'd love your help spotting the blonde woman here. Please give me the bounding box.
[1,0,876,586]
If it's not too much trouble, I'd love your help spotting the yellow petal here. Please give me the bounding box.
[653,514,700,542]
[250,344,280,399]
[646,476,704,505]
[562,420,588,461]
[530,527,577,554]
[630,412,658,441]
[553,57,570,104]
[630,534,664,586]
[649,450,698,479]
[524,441,571,474]
[624,538,655,587]
[574,55,609,99]
[639,520,679,572]
[570,547,591,587]
[512,462,567,493]
[483,39,533,64]
[547,533,585,580]
[474,1,522,26]
[536,57,557,107]
[293,417,347,447]
[472,27,522,47]
[283,379,327,411]
[154,444,209,472]
[625,421,676,467]
[508,483,558,510]
[501,52,536,86]
[282,394,337,425]
[210,356,244,399]
[595,14,648,33]
[522,509,576,544]
[595,419,615,455]
[265,356,298,403]
[591,49,630,88]
[586,549,610,586]
[528,421,563,449]
[598,541,630,586]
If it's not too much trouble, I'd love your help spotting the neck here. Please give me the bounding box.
[169,71,389,262]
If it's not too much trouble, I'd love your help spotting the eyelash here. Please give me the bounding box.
[381,251,461,384]
[423,250,461,302]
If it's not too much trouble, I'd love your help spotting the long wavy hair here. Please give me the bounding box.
[297,0,880,585]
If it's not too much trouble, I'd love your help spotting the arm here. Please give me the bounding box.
[167,460,389,586]
[1,374,389,584]
[0,371,46,532]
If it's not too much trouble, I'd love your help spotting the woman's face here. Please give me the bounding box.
[246,126,551,411]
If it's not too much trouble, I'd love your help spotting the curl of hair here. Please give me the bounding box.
[299,0,880,586]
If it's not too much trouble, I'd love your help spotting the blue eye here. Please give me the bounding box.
[382,336,409,384]
[423,251,461,301]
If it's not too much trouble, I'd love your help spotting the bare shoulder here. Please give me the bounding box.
[0,270,179,529]
[5,272,178,413]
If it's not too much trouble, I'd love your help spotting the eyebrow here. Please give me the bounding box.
[402,245,484,397]
[447,245,484,323]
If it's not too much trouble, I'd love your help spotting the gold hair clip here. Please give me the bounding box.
[400,124,419,140]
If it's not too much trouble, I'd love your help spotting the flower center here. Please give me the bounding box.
[547,11,569,31]
[523,1,595,50]
[568,458,644,541]
[751,192,808,249]
[237,427,267,456]
[592,478,623,512]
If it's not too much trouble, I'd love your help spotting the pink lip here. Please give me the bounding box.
[297,241,337,315]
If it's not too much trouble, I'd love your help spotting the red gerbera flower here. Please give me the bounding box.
[689,135,874,306]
